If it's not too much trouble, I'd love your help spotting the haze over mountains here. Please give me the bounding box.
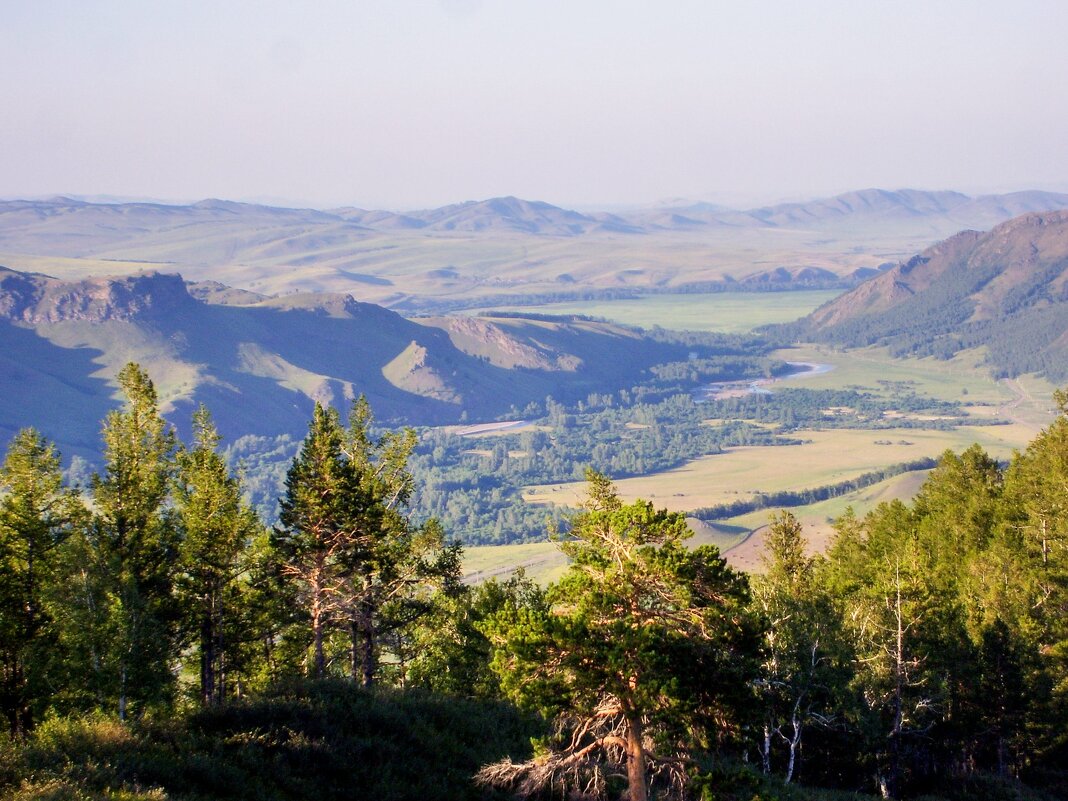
[3,188,1067,311]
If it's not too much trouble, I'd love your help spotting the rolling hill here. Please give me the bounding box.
[0,266,703,459]
[2,190,1066,311]
[792,210,1068,380]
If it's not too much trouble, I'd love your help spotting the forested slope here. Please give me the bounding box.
[791,210,1068,379]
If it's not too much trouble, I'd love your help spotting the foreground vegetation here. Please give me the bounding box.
[0,684,538,801]
[1,364,1067,799]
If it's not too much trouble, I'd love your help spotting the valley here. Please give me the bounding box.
[1,194,1066,581]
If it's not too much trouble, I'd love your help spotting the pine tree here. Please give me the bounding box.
[271,403,366,679]
[84,363,180,719]
[339,397,462,688]
[0,429,85,733]
[174,405,263,706]
[479,471,761,801]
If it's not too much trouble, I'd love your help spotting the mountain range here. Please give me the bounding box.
[5,188,1067,241]
[793,210,1068,380]
[2,189,1067,310]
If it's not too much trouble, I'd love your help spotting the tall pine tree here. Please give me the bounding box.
[0,429,85,733]
[85,363,180,719]
[174,405,263,706]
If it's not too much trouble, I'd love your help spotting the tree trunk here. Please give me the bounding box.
[349,619,359,682]
[360,598,375,689]
[311,586,326,679]
[786,713,802,784]
[119,664,127,722]
[359,573,375,689]
[625,715,649,801]
[200,612,214,706]
[888,567,905,800]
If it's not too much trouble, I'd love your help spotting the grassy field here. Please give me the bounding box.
[720,469,932,572]
[523,422,1035,513]
[463,540,569,585]
[771,344,1058,429]
[462,289,843,334]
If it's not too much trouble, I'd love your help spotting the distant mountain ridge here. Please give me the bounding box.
[3,188,1067,242]
[792,210,1068,380]
[3,188,1067,310]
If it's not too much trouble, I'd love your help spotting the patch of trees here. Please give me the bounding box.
[408,384,978,545]
[408,392,800,544]
[707,387,975,431]
[689,457,938,520]
[184,374,984,548]
[0,364,460,728]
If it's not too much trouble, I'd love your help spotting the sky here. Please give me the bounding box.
[2,0,1067,210]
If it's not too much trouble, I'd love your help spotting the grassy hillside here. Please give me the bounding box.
[0,269,726,459]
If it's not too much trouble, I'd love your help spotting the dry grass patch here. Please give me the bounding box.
[523,422,1035,513]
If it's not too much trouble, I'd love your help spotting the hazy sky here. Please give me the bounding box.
[3,1,1067,209]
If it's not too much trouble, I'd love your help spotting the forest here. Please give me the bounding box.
[0,362,1066,801]
[224,373,982,545]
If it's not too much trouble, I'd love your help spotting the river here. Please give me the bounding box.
[695,361,836,401]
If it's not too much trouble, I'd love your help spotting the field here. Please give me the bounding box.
[522,422,1035,513]
[769,344,1058,429]
[462,541,569,585]
[462,289,843,333]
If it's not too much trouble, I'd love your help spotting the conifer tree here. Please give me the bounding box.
[0,429,85,733]
[339,397,462,687]
[174,405,263,705]
[272,403,367,679]
[479,471,761,801]
[81,363,181,719]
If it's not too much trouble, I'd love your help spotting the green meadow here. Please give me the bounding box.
[463,289,843,333]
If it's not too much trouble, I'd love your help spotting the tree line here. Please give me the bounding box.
[1,364,1067,800]
[689,457,938,520]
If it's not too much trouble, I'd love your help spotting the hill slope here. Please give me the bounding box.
[0,267,699,458]
[794,210,1068,379]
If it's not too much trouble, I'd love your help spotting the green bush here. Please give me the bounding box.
[0,683,539,801]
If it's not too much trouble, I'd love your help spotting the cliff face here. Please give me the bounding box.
[0,269,195,324]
